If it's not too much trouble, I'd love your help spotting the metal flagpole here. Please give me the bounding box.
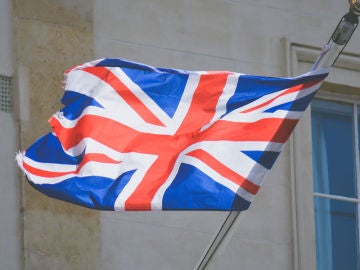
[194,2,359,269]
[194,211,240,270]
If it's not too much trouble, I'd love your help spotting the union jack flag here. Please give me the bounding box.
[16,58,328,211]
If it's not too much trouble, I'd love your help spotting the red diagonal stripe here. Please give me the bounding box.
[186,149,260,195]
[23,161,74,178]
[242,79,322,113]
[83,66,165,126]
[76,153,121,172]
[23,153,121,178]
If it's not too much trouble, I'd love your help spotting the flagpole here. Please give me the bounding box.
[194,2,359,270]
[194,211,241,270]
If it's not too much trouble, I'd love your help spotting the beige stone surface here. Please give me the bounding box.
[9,0,360,269]
[14,1,97,269]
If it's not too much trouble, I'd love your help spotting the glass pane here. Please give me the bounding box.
[314,196,359,270]
[357,105,360,180]
[311,99,357,197]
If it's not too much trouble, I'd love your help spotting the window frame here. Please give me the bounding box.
[285,41,360,270]
[311,94,360,269]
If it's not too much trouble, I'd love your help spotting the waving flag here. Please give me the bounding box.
[16,58,328,211]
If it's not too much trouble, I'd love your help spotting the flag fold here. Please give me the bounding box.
[16,58,328,211]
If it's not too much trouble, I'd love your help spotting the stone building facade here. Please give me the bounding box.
[0,0,359,269]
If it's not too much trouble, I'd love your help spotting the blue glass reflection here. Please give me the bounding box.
[312,99,359,270]
[314,196,359,270]
[311,99,356,197]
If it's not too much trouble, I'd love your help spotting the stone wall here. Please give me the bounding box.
[9,0,360,269]
[14,0,98,269]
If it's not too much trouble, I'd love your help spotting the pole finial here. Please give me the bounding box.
[349,0,360,16]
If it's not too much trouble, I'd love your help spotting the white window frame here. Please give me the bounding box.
[285,40,360,270]
[312,92,360,269]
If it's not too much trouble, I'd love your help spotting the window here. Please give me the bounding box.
[286,42,360,269]
[311,98,360,270]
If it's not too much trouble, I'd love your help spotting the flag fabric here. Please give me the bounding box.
[16,58,328,211]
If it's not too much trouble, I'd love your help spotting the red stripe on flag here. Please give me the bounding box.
[124,155,176,210]
[176,73,229,133]
[76,153,121,172]
[242,79,322,113]
[49,116,144,152]
[83,66,165,126]
[124,73,230,210]
[23,153,121,178]
[49,116,298,154]
[186,149,260,195]
[23,161,74,178]
[199,118,299,143]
